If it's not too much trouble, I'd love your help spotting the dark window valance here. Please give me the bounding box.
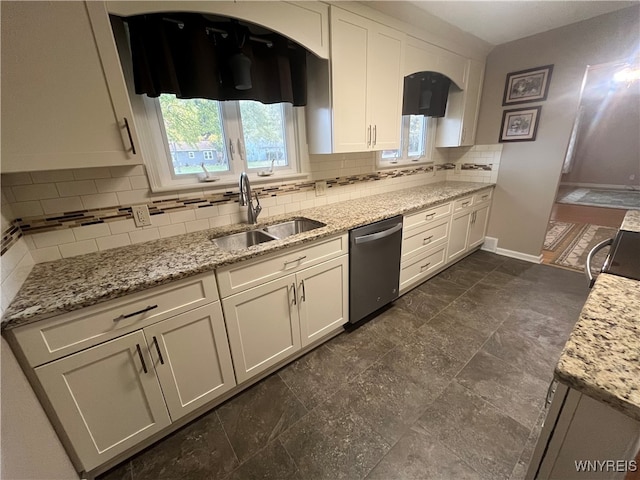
[124,13,307,106]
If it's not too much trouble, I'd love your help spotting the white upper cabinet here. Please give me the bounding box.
[307,7,404,154]
[1,1,142,173]
[436,59,485,147]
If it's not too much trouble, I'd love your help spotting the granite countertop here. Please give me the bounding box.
[621,209,640,232]
[2,181,493,330]
[555,273,640,421]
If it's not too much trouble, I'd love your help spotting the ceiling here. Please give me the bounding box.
[403,1,636,46]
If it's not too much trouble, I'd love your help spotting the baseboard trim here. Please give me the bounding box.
[495,248,542,264]
[481,236,498,252]
[481,236,542,263]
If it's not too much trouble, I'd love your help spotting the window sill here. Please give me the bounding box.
[149,172,310,193]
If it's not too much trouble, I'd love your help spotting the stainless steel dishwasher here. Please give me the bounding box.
[349,215,403,324]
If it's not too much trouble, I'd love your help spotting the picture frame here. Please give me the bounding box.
[499,106,542,142]
[502,64,553,105]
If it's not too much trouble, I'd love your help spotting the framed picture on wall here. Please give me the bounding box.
[502,64,554,105]
[499,106,542,142]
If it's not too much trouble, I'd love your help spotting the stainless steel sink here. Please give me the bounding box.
[212,230,277,251]
[263,218,326,239]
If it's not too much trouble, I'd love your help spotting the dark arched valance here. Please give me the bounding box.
[124,13,307,106]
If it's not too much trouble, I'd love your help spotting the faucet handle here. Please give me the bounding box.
[254,192,262,216]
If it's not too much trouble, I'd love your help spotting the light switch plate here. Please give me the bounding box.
[315,180,327,196]
[132,205,152,227]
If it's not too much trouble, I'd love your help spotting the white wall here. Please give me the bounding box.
[475,5,640,257]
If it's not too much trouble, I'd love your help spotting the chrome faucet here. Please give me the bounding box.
[239,172,261,224]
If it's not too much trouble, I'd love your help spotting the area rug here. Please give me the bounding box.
[557,188,640,209]
[543,221,578,251]
[550,223,617,273]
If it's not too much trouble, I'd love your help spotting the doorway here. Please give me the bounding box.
[542,58,640,271]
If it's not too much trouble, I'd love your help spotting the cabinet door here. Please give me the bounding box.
[222,275,301,383]
[330,8,369,152]
[35,331,170,472]
[448,210,471,261]
[461,60,485,146]
[468,204,490,250]
[297,256,348,347]
[1,1,141,172]
[368,23,404,151]
[144,303,236,422]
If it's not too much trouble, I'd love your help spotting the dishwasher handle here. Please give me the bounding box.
[354,223,402,244]
[585,237,613,288]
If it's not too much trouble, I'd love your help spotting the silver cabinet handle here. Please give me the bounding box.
[153,336,164,365]
[113,304,158,322]
[373,125,377,146]
[284,255,306,268]
[462,201,470,207]
[228,138,235,161]
[482,194,489,200]
[299,280,306,302]
[136,343,148,374]
[367,125,372,147]
[420,262,431,271]
[123,117,136,155]
[545,379,557,407]
[585,238,613,287]
[423,235,433,244]
[291,283,297,306]
[425,212,436,220]
[354,223,402,244]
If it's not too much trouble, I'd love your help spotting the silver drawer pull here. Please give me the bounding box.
[462,201,470,207]
[284,255,307,268]
[420,262,431,271]
[113,304,158,322]
[423,235,433,244]
[482,194,489,199]
[425,213,436,219]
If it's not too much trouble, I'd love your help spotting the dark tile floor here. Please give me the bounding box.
[99,250,589,480]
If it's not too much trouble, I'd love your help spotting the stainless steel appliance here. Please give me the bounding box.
[586,229,640,287]
[349,216,403,324]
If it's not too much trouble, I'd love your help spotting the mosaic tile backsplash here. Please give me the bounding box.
[1,145,501,262]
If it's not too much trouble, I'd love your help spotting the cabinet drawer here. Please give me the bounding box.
[13,272,218,367]
[399,243,447,293]
[474,189,492,205]
[453,196,474,212]
[402,218,450,261]
[216,234,348,298]
[403,202,451,231]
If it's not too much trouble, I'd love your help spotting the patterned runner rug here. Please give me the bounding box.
[549,223,617,273]
[543,221,578,251]
[558,188,640,209]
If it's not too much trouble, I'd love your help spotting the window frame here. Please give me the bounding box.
[377,115,437,169]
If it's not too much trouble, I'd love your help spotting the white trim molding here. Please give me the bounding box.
[481,236,542,264]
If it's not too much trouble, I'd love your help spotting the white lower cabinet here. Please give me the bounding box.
[143,303,236,422]
[35,331,172,472]
[448,209,472,261]
[222,254,349,383]
[468,203,490,250]
[222,275,301,384]
[298,255,348,347]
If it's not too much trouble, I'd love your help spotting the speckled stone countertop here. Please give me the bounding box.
[555,273,640,421]
[621,209,640,232]
[2,181,493,330]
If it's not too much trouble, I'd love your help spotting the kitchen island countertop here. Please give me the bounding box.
[2,180,493,330]
[555,272,640,421]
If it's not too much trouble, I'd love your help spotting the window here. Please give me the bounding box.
[138,94,302,190]
[378,115,436,167]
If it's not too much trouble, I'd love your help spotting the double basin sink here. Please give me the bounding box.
[212,218,326,251]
